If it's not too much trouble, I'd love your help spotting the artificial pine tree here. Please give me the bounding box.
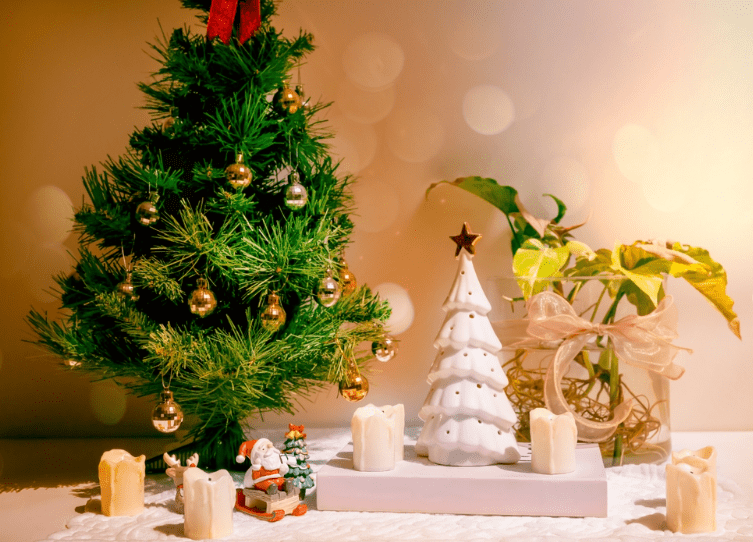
[26,0,390,469]
[415,223,520,466]
[282,424,314,499]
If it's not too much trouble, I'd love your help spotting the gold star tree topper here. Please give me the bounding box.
[450,222,482,257]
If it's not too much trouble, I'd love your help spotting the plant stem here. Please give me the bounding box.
[607,337,623,465]
[590,284,608,323]
[581,350,597,395]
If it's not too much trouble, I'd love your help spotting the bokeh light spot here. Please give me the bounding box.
[538,157,591,213]
[351,177,400,233]
[613,124,661,184]
[463,85,515,136]
[25,242,73,304]
[25,185,74,244]
[373,282,414,334]
[343,32,404,91]
[385,108,445,163]
[90,381,127,426]
[328,116,378,175]
[337,80,395,124]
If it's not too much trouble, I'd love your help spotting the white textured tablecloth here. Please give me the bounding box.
[43,428,753,541]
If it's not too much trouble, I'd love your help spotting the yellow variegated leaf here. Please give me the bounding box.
[566,240,597,261]
[668,243,741,339]
[513,243,570,299]
[610,243,666,307]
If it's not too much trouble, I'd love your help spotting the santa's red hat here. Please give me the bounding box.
[235,438,270,464]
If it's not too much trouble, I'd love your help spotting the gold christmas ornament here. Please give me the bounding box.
[339,355,369,402]
[372,334,398,362]
[162,116,176,131]
[117,272,139,301]
[260,291,286,331]
[273,87,302,114]
[316,268,341,307]
[189,278,217,317]
[63,359,81,368]
[340,373,369,402]
[225,153,252,189]
[284,171,308,210]
[135,195,160,227]
[151,390,183,433]
[338,259,357,297]
[295,84,311,112]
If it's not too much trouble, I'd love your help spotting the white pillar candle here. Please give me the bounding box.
[184,468,236,540]
[380,404,405,461]
[529,408,577,475]
[352,404,396,472]
[666,457,716,534]
[98,449,145,517]
[672,446,717,478]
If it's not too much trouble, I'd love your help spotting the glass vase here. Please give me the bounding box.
[487,275,672,466]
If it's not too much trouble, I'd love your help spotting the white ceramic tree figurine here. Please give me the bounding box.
[415,223,520,466]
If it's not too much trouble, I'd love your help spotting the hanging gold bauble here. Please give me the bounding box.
[135,196,159,227]
[260,292,286,331]
[189,278,217,317]
[295,84,311,112]
[284,171,308,210]
[372,334,398,362]
[117,272,139,302]
[151,390,183,433]
[338,262,357,297]
[225,153,252,189]
[316,269,341,307]
[273,87,302,114]
[162,116,176,131]
[339,372,369,402]
[63,359,81,368]
[339,352,369,402]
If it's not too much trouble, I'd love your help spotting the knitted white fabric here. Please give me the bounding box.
[44,428,753,542]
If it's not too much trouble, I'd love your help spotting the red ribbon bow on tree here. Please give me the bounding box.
[207,0,261,45]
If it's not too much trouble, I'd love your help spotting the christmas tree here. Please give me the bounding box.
[282,424,314,499]
[26,0,390,469]
[415,223,520,466]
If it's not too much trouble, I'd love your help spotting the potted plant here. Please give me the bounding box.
[428,176,740,464]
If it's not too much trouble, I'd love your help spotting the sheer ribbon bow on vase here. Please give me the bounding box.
[495,291,691,463]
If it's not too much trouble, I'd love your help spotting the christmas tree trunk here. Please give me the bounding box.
[27,0,390,470]
[416,226,519,466]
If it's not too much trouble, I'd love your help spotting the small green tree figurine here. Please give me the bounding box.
[26,0,390,470]
[283,424,314,499]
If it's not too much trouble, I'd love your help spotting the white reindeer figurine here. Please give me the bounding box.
[164,452,199,511]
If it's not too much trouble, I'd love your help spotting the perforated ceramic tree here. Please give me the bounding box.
[415,224,520,466]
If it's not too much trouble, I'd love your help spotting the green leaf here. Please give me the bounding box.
[544,193,567,224]
[566,240,596,262]
[426,176,519,215]
[610,244,668,307]
[565,248,613,277]
[513,243,570,298]
[619,279,666,316]
[598,346,617,370]
[668,243,741,339]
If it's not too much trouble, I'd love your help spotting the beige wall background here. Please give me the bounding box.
[1,1,752,442]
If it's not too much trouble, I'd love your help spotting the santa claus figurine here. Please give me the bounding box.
[236,438,295,495]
